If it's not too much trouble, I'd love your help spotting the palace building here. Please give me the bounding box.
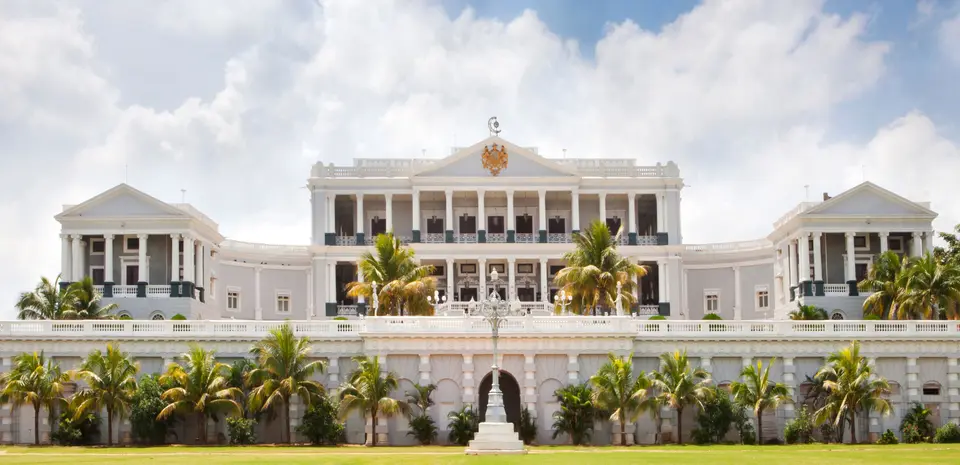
[1,131,956,446]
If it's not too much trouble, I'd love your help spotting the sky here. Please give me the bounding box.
[2,0,960,318]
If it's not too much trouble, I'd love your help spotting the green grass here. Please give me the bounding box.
[1,444,959,465]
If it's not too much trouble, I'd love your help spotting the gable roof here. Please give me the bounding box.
[803,181,937,217]
[411,135,580,178]
[55,184,190,220]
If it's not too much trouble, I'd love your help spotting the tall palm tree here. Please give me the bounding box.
[814,341,891,443]
[64,277,118,320]
[897,254,960,320]
[72,344,139,445]
[247,324,327,444]
[729,358,790,445]
[15,275,79,320]
[406,383,436,416]
[649,350,713,445]
[338,356,410,446]
[860,251,910,319]
[227,359,256,417]
[157,345,242,444]
[589,353,650,446]
[555,220,646,315]
[551,383,596,445]
[346,233,437,316]
[0,352,71,444]
[788,304,827,320]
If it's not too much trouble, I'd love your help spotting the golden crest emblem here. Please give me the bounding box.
[481,144,508,176]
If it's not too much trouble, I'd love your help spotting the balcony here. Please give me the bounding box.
[337,305,358,316]
[824,284,848,296]
[487,233,506,243]
[335,236,357,246]
[516,233,536,244]
[548,233,571,243]
[454,233,477,244]
[92,284,172,298]
[424,233,445,244]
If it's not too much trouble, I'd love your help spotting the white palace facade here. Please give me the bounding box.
[1,133,958,445]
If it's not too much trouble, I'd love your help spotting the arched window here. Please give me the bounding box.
[830,312,844,320]
[923,381,942,396]
[117,311,133,320]
[150,312,165,321]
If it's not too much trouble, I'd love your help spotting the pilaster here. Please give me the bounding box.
[463,354,476,404]
[444,190,454,244]
[0,356,11,443]
[947,358,960,423]
[567,354,578,384]
[523,354,537,417]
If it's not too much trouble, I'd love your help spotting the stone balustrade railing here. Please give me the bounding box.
[1,318,956,340]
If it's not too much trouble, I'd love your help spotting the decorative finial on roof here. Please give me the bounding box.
[487,116,501,136]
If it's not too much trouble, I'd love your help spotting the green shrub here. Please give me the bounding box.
[407,415,438,445]
[171,313,187,320]
[703,313,723,320]
[901,423,923,444]
[691,394,735,444]
[333,316,348,321]
[51,401,100,445]
[227,417,257,445]
[900,403,934,442]
[518,407,538,445]
[784,406,815,445]
[297,394,344,445]
[648,315,666,320]
[934,423,960,443]
[448,405,480,446]
[130,374,174,444]
[876,429,898,445]
[864,314,881,320]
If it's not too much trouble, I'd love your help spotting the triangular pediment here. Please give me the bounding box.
[804,182,936,217]
[413,136,578,178]
[56,184,189,219]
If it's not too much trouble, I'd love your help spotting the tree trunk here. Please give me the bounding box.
[676,407,683,445]
[849,413,856,444]
[620,413,627,446]
[34,404,40,445]
[197,413,206,445]
[756,409,763,445]
[655,412,662,445]
[371,411,378,447]
[285,397,292,444]
[107,408,114,446]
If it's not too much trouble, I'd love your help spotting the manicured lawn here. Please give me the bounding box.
[1,444,959,464]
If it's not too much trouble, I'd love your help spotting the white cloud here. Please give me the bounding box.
[1,0,958,318]
[941,13,960,64]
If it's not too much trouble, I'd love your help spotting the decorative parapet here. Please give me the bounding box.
[220,240,310,256]
[310,158,681,179]
[683,239,772,253]
[773,201,821,230]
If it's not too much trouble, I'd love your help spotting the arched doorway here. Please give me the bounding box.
[478,370,522,429]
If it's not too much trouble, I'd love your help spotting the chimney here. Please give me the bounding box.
[822,192,831,201]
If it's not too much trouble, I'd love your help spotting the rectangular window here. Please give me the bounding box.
[91,267,105,285]
[370,217,386,236]
[488,263,505,274]
[515,214,533,234]
[704,289,720,313]
[605,216,623,235]
[276,292,290,313]
[459,214,477,234]
[756,286,769,309]
[123,235,140,253]
[517,263,534,274]
[227,288,240,311]
[888,236,904,252]
[548,217,566,234]
[549,265,564,276]
[487,216,505,234]
[90,238,105,255]
[459,263,477,274]
[426,216,444,234]
[854,234,870,251]
[431,265,444,277]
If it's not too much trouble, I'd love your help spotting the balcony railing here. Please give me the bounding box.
[637,235,658,245]
[337,305,358,316]
[147,285,171,298]
[114,285,138,298]
[455,233,477,244]
[424,233,445,244]
[516,233,536,244]
[487,233,506,243]
[1,319,957,340]
[824,284,849,296]
[548,233,571,243]
[636,305,660,316]
[335,236,357,246]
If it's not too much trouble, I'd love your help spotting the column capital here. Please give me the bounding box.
[478,258,486,264]
[104,233,115,240]
[539,258,548,265]
[70,234,82,240]
[845,231,857,238]
[476,188,485,196]
[169,233,180,240]
[571,187,579,195]
[356,193,364,200]
[507,257,516,264]
[732,265,740,272]
[444,189,453,197]
[305,267,312,276]
[912,231,921,238]
[598,192,607,199]
[384,193,392,200]
[137,233,148,240]
[254,266,263,273]
[877,231,889,238]
[810,231,821,238]
[446,257,454,265]
[537,188,546,196]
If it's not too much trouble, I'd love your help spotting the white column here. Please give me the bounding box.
[506,189,515,232]
[412,190,421,233]
[103,234,114,284]
[627,192,637,235]
[787,240,798,288]
[385,194,393,233]
[170,234,181,282]
[61,234,72,281]
[326,262,335,304]
[911,231,922,257]
[733,266,742,320]
[326,193,335,234]
[477,190,485,232]
[356,267,365,304]
[183,236,195,286]
[254,266,262,320]
[137,234,148,284]
[478,259,487,298]
[71,234,82,281]
[878,231,889,253]
[446,258,455,300]
[797,232,809,283]
[355,194,364,235]
[656,193,664,232]
[657,260,667,303]
[306,268,314,320]
[845,232,857,282]
[571,189,580,231]
[925,231,935,255]
[537,189,546,233]
[195,242,204,288]
[508,257,516,301]
[599,192,607,223]
[540,258,549,303]
[812,232,823,282]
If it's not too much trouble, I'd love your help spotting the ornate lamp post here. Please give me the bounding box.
[465,269,526,454]
[371,281,379,316]
[553,289,573,315]
[615,281,623,316]
[426,290,447,315]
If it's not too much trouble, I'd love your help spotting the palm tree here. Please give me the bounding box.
[551,383,596,445]
[72,344,139,445]
[407,383,436,416]
[247,324,327,443]
[555,220,646,315]
[814,341,892,443]
[649,350,713,445]
[934,223,960,266]
[338,356,410,446]
[0,352,71,444]
[788,304,827,320]
[157,345,242,444]
[897,254,960,320]
[860,251,910,319]
[227,359,256,417]
[900,402,935,440]
[589,353,650,446]
[639,392,666,445]
[15,275,79,320]
[730,358,790,445]
[346,233,437,316]
[447,405,479,446]
[64,277,118,320]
